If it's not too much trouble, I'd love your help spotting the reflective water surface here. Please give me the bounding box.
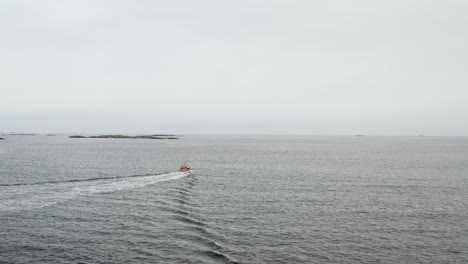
[0,135,467,263]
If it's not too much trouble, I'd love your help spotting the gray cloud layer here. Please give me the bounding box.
[1,0,467,135]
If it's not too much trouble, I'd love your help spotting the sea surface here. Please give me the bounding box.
[0,135,466,263]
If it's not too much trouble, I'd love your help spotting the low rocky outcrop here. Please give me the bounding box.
[69,134,179,139]
[87,135,132,139]
[0,137,4,140]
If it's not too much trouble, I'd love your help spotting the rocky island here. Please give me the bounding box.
[69,134,179,139]
[0,137,4,140]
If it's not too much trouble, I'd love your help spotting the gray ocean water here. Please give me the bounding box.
[0,135,466,263]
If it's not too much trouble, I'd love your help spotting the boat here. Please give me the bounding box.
[178,164,192,173]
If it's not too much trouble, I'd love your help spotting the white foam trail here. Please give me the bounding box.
[0,172,189,212]
[74,172,187,194]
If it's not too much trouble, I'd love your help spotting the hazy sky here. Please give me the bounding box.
[1,0,467,135]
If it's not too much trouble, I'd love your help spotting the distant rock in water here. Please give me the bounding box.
[87,135,132,139]
[0,137,4,140]
[69,134,179,139]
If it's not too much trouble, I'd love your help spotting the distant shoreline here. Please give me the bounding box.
[1,133,36,136]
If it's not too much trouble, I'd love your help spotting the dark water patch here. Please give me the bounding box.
[183,226,227,242]
[361,184,442,190]
[180,175,197,185]
[199,250,239,264]
[173,215,206,227]
[17,245,45,252]
[353,210,370,214]
[69,256,95,264]
[173,233,224,251]
[299,250,331,261]
[168,188,190,196]
[186,180,196,187]
[171,193,189,200]
[159,199,202,211]
[168,186,190,192]
[174,190,190,197]
[150,199,172,207]
[157,205,190,216]
[448,248,462,254]
[130,247,161,258]
[167,197,200,207]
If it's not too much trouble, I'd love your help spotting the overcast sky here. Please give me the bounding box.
[1,0,467,135]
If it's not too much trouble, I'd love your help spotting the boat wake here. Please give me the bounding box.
[0,172,188,212]
[0,172,179,187]
[73,172,187,194]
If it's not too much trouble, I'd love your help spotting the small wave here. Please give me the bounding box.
[168,187,190,193]
[170,189,190,195]
[167,192,189,200]
[174,215,206,227]
[168,197,199,207]
[157,205,190,216]
[199,250,239,264]
[161,199,202,210]
[176,234,224,251]
[131,248,162,258]
[185,226,217,239]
